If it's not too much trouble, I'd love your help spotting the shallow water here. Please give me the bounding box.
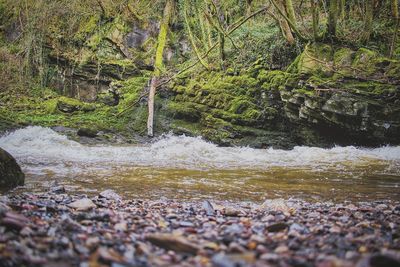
[1,126,399,202]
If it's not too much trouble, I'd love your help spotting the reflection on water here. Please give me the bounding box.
[1,126,400,202]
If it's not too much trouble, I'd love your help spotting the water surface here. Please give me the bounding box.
[1,126,399,202]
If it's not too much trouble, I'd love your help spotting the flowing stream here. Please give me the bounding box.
[1,126,399,202]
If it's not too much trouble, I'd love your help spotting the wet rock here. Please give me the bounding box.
[99,190,122,201]
[50,185,66,193]
[0,202,10,216]
[179,221,194,227]
[228,242,246,253]
[224,207,241,217]
[266,222,289,232]
[0,211,28,230]
[97,247,124,263]
[289,223,307,233]
[224,224,244,235]
[67,198,96,211]
[114,221,128,232]
[260,253,279,261]
[212,252,256,267]
[274,245,289,254]
[146,233,199,254]
[259,199,289,212]
[356,254,400,267]
[0,147,25,190]
[77,128,98,138]
[86,236,100,247]
[202,200,215,216]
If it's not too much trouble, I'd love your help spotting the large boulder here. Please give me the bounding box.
[0,148,24,190]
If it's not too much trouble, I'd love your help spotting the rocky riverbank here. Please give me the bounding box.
[0,190,399,267]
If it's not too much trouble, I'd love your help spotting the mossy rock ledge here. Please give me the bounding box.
[0,148,25,190]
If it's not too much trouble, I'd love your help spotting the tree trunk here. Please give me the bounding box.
[147,77,157,137]
[184,2,209,69]
[393,0,399,19]
[219,32,226,70]
[272,0,295,44]
[310,0,319,41]
[327,0,339,39]
[212,0,226,70]
[284,0,297,28]
[362,0,374,42]
[280,18,295,44]
[390,0,399,57]
[147,0,174,137]
[339,0,346,20]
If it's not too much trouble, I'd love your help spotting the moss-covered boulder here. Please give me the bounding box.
[0,148,24,190]
[56,97,96,113]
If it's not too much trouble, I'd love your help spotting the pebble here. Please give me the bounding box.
[266,222,289,232]
[274,245,289,253]
[0,192,398,267]
[202,200,215,216]
[67,198,96,211]
[99,190,122,201]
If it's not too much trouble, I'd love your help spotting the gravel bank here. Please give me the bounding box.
[0,190,399,267]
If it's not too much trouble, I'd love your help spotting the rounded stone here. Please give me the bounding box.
[0,147,25,190]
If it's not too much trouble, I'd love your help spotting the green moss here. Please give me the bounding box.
[170,119,202,136]
[291,43,334,77]
[117,76,149,112]
[129,105,149,134]
[201,128,232,145]
[259,70,291,91]
[42,99,58,113]
[229,98,256,114]
[242,109,262,121]
[286,52,302,73]
[340,81,397,95]
[75,15,100,41]
[85,16,130,56]
[55,96,96,113]
[386,62,400,79]
[103,58,136,68]
[166,102,203,122]
[351,48,378,75]
[333,48,354,67]
[154,0,173,76]
[293,88,315,97]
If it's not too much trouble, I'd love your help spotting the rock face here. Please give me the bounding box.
[0,148,24,190]
[157,44,400,148]
[40,27,400,148]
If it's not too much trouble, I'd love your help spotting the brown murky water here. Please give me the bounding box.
[2,127,400,203]
[18,162,400,202]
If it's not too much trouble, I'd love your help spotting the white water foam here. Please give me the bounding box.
[1,126,400,171]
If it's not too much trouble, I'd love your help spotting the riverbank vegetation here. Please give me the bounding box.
[0,0,399,147]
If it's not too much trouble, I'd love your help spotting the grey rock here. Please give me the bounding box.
[0,148,24,190]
